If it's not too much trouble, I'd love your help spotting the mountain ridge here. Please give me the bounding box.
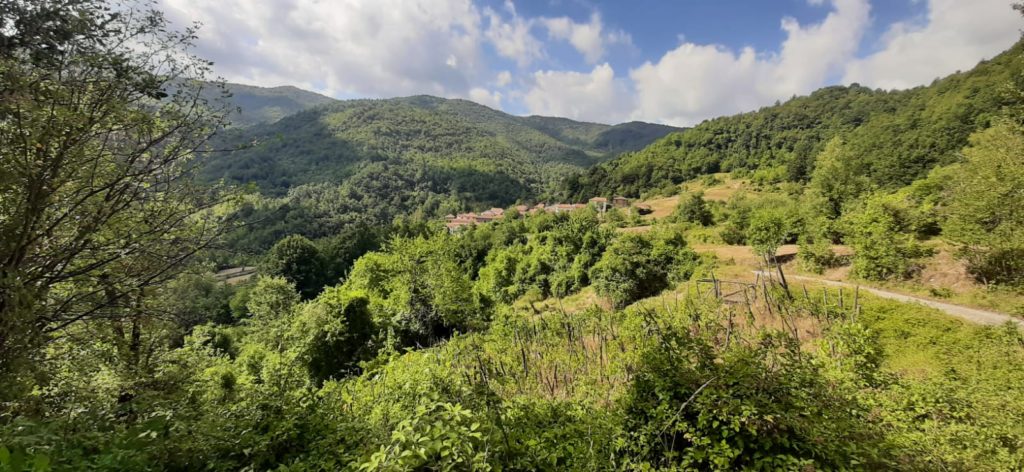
[202,89,685,196]
[565,39,1024,199]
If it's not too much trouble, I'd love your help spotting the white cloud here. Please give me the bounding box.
[162,0,1023,127]
[161,0,486,98]
[629,0,870,125]
[843,0,1021,89]
[495,70,513,87]
[542,12,631,64]
[484,4,544,66]
[524,63,632,122]
[469,87,503,108]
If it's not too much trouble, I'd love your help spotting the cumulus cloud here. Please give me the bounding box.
[161,0,486,98]
[484,2,544,66]
[843,0,1021,89]
[542,12,631,64]
[469,87,503,109]
[627,0,871,125]
[162,0,1023,126]
[523,63,633,122]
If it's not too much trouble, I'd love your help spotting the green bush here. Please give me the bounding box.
[842,193,931,281]
[671,192,714,226]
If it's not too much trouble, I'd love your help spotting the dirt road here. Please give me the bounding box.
[758,272,1023,327]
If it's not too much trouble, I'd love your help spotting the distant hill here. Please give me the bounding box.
[566,40,1024,199]
[201,94,683,197]
[213,82,337,127]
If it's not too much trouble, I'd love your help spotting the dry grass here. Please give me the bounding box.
[684,173,748,202]
[633,173,751,223]
[640,195,680,220]
[617,225,653,234]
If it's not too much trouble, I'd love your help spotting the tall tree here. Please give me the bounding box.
[0,0,230,380]
[262,234,326,299]
[943,122,1024,285]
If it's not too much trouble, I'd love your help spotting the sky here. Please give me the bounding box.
[160,0,1023,126]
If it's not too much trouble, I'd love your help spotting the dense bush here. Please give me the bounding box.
[590,227,699,308]
[943,122,1024,286]
[842,193,931,281]
[670,192,714,226]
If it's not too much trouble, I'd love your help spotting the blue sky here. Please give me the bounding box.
[161,0,1021,125]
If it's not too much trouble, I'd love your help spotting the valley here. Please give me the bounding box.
[2,1,1024,470]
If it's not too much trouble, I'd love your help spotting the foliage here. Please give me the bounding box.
[620,310,882,470]
[671,192,714,226]
[245,276,300,320]
[212,81,337,128]
[202,95,680,199]
[358,399,493,471]
[807,137,873,219]
[842,193,931,281]
[261,235,326,299]
[590,228,698,308]
[0,0,231,390]
[567,41,1024,199]
[747,208,790,261]
[344,235,485,346]
[157,273,235,329]
[943,122,1024,286]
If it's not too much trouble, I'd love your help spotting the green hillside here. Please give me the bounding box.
[198,95,680,254]
[566,40,1024,199]
[215,82,337,127]
[201,95,681,198]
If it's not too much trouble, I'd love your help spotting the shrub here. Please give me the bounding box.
[842,193,931,281]
[590,229,698,308]
[671,192,714,226]
[747,208,790,263]
[943,123,1024,286]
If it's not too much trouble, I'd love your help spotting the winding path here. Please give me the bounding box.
[755,272,1023,327]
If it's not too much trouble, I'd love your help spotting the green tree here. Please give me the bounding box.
[246,276,301,320]
[748,208,790,265]
[159,273,235,329]
[843,193,930,281]
[344,235,482,346]
[286,287,375,384]
[590,232,690,309]
[262,235,326,299]
[672,192,714,226]
[943,123,1024,285]
[807,138,872,219]
[0,0,230,384]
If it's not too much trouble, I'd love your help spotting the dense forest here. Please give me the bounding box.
[208,82,338,128]
[198,92,679,258]
[565,40,1024,199]
[2,0,1024,471]
[201,93,681,196]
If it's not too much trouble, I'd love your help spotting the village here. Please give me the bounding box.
[444,196,634,232]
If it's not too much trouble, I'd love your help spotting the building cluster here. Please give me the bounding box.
[445,196,630,232]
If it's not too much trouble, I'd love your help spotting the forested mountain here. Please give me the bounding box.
[213,82,337,127]
[200,95,682,196]
[198,95,681,255]
[7,1,1024,470]
[566,40,1024,198]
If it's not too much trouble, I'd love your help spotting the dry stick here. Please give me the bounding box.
[761,276,774,318]
[823,288,829,319]
[839,287,844,309]
[775,255,791,296]
[854,285,861,320]
[660,376,719,436]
